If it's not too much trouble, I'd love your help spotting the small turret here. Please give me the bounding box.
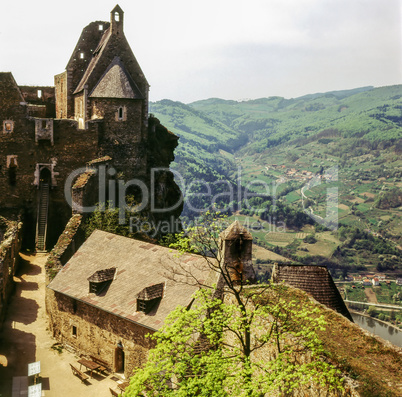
[111,5,124,35]
[219,221,256,284]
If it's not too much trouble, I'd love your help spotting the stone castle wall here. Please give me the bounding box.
[0,114,100,248]
[0,217,22,328]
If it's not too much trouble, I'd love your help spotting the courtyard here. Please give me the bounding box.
[0,253,126,397]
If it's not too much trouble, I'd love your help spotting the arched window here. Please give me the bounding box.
[114,12,120,22]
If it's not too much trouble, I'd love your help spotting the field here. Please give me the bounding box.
[252,244,290,263]
[344,283,402,306]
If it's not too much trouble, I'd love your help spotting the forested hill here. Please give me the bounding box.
[151,86,402,169]
[149,85,402,223]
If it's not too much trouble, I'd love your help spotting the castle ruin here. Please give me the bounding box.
[0,5,182,252]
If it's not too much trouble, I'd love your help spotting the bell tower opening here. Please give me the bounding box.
[110,5,124,34]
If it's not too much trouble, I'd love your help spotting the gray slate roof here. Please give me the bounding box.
[48,230,214,330]
[90,57,143,99]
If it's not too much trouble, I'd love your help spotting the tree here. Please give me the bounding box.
[124,212,344,396]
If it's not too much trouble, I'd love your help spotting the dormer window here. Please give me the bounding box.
[88,267,116,295]
[114,12,120,22]
[137,283,164,314]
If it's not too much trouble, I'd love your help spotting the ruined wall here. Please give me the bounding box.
[54,72,68,119]
[65,21,111,119]
[19,86,55,118]
[0,115,100,249]
[0,217,22,328]
[46,289,155,377]
[45,214,83,281]
[1,6,183,249]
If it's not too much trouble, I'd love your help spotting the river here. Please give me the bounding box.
[351,312,402,348]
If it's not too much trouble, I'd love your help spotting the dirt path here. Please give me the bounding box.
[0,253,125,397]
[364,287,378,304]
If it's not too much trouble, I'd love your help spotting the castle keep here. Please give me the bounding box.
[0,5,182,251]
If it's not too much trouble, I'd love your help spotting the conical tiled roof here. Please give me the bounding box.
[272,264,353,321]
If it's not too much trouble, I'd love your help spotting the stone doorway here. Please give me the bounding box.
[114,345,125,374]
[39,167,51,186]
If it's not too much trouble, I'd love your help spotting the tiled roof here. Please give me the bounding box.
[89,57,143,99]
[137,283,164,301]
[88,267,116,283]
[272,264,353,322]
[48,230,215,330]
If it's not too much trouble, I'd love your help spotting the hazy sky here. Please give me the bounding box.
[1,0,401,103]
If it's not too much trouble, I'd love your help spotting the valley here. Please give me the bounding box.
[150,85,402,327]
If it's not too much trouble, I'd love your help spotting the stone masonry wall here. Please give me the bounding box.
[19,86,55,118]
[0,217,22,328]
[46,289,155,377]
[54,72,68,119]
[96,98,147,181]
[0,115,100,248]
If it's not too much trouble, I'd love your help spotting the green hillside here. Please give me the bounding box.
[190,85,402,151]
[149,100,242,218]
[150,86,402,281]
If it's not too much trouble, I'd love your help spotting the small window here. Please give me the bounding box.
[114,12,120,22]
[3,120,14,133]
[7,156,17,168]
[72,326,77,337]
[99,24,103,30]
[118,107,123,120]
[37,89,42,99]
[80,52,84,59]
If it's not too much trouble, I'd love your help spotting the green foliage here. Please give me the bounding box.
[83,198,154,240]
[303,234,317,244]
[367,306,378,318]
[124,287,343,397]
[374,188,402,209]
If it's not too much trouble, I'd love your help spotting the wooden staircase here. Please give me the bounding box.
[36,183,49,252]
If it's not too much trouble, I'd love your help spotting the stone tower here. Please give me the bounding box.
[54,4,150,178]
[219,221,256,284]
